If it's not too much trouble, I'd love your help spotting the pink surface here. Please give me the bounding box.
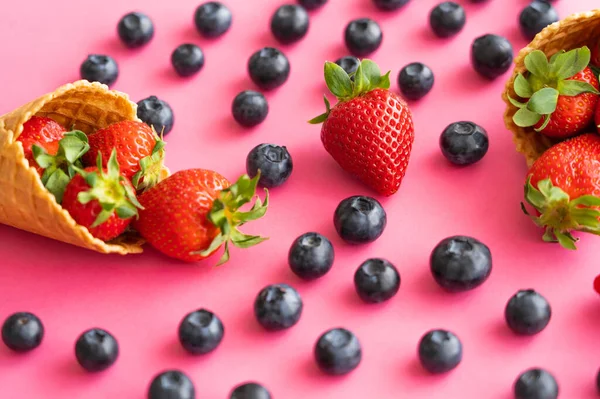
[1,0,600,398]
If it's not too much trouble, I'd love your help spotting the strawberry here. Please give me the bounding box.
[83,120,165,191]
[62,150,142,241]
[509,46,600,139]
[17,116,66,175]
[133,170,269,264]
[596,97,600,133]
[522,133,600,249]
[308,59,414,196]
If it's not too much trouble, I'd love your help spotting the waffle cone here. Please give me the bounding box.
[0,80,168,255]
[502,8,600,167]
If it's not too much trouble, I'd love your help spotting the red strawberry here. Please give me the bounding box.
[522,133,600,249]
[309,59,414,196]
[133,170,268,264]
[509,47,600,139]
[62,150,142,241]
[596,97,600,133]
[18,116,66,175]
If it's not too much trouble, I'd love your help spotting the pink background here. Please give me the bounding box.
[1,0,599,398]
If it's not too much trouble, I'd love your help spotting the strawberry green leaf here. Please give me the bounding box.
[554,231,577,250]
[91,208,113,228]
[507,95,526,109]
[514,73,533,98]
[353,62,368,96]
[513,107,542,127]
[527,87,558,114]
[44,169,70,203]
[550,46,591,80]
[549,50,564,64]
[534,114,551,132]
[524,177,545,209]
[308,96,331,125]
[557,79,600,96]
[572,195,600,207]
[524,50,550,77]
[60,131,89,164]
[324,61,353,99]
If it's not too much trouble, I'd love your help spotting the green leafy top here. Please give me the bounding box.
[509,46,600,131]
[132,135,166,192]
[309,59,391,124]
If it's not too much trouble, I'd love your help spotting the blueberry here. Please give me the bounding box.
[288,232,335,280]
[314,328,362,375]
[171,44,205,77]
[372,0,411,11]
[505,289,551,336]
[334,56,360,77]
[178,308,224,355]
[344,18,383,57]
[270,5,310,45]
[298,0,327,11]
[232,91,269,127]
[418,329,462,374]
[137,96,174,136]
[254,283,303,331]
[430,235,492,292]
[74,328,119,372]
[429,2,466,38]
[194,2,232,38]
[519,1,559,41]
[148,370,195,399]
[248,47,291,90]
[117,12,154,48]
[440,121,489,165]
[354,258,400,303]
[514,368,559,399]
[80,54,119,86]
[333,196,387,244]
[1,312,44,352]
[471,34,514,80]
[398,62,434,100]
[230,382,272,399]
[246,143,293,188]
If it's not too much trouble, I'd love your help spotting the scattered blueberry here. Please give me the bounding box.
[117,12,154,48]
[505,289,551,336]
[471,34,514,80]
[1,312,44,352]
[270,4,310,45]
[335,56,360,77]
[74,328,119,372]
[430,235,492,292]
[137,96,175,135]
[440,121,489,165]
[178,308,224,355]
[288,232,335,280]
[354,258,400,303]
[194,2,232,38]
[246,143,293,188]
[372,0,411,11]
[429,2,466,38]
[247,47,291,90]
[519,1,559,41]
[80,54,119,86]
[334,196,387,244]
[298,0,327,11]
[171,44,205,77]
[314,328,362,375]
[344,18,383,57]
[514,368,559,399]
[232,91,269,127]
[148,370,195,399]
[254,283,303,331]
[398,62,434,100]
[418,329,462,374]
[230,382,272,399]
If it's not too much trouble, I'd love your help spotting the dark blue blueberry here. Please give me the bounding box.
[334,56,360,77]
[80,54,119,86]
[171,44,204,77]
[519,1,559,41]
[74,328,119,372]
[372,0,410,11]
[334,196,387,244]
[429,2,466,38]
[232,91,269,127]
[194,2,232,38]
[288,232,335,280]
[230,382,272,399]
[248,47,291,90]
[440,121,489,165]
[314,328,362,375]
[418,329,462,374]
[137,96,175,135]
[430,235,492,292]
[1,312,44,352]
[354,258,400,303]
[471,34,514,79]
[505,289,551,336]
[398,62,434,100]
[178,309,224,355]
[270,5,310,45]
[117,12,154,48]
[148,370,195,399]
[298,0,327,11]
[344,18,383,57]
[514,368,559,399]
[254,283,303,331]
[246,143,293,188]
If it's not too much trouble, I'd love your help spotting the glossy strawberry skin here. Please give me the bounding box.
[320,88,414,196]
[133,169,231,262]
[595,98,600,133]
[18,116,66,175]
